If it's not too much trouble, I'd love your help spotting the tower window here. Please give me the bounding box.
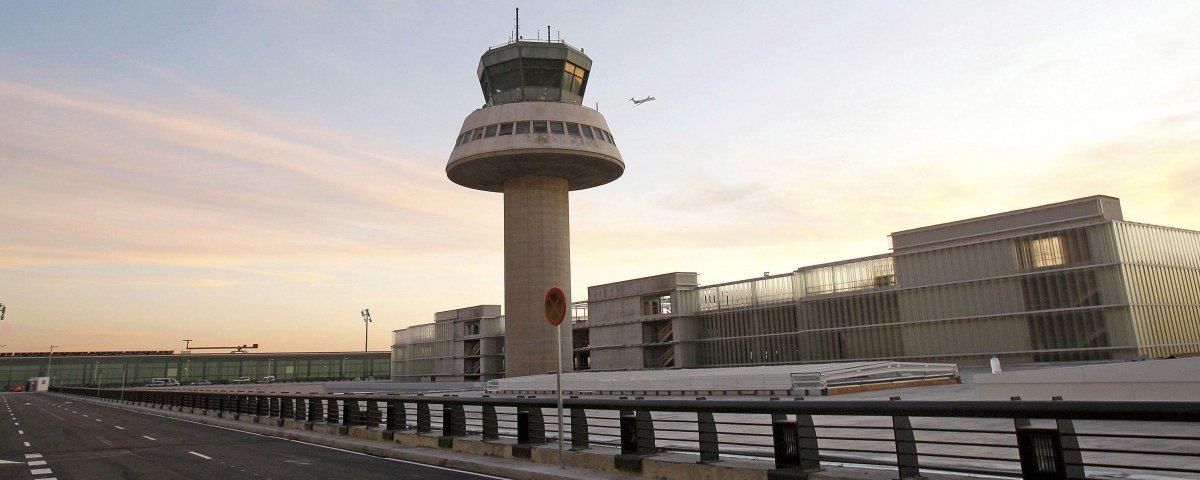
[472,128,484,140]
[563,61,587,95]
[484,125,498,137]
[499,123,513,135]
[566,123,581,136]
[460,132,471,145]
[550,122,565,134]
[581,125,595,139]
[532,121,548,133]
[515,121,530,134]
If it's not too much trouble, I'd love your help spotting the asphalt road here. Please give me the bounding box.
[0,392,506,480]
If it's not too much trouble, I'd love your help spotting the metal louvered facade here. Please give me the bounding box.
[580,195,1200,370]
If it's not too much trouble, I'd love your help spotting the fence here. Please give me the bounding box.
[52,387,1200,480]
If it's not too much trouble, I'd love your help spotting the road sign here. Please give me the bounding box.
[544,287,566,326]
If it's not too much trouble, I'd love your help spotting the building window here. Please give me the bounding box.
[515,121,530,134]
[641,294,673,316]
[550,121,565,134]
[581,125,595,139]
[484,125,498,138]
[1027,236,1067,269]
[603,130,615,145]
[566,123,581,136]
[532,121,548,133]
[499,123,513,135]
[472,128,484,140]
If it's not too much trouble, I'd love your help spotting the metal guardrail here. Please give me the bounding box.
[51,387,1200,479]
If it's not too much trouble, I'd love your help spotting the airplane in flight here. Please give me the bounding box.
[629,96,656,106]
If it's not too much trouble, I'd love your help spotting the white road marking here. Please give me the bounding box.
[142,435,157,441]
[22,441,30,447]
[17,430,23,434]
[95,418,102,422]
[28,460,47,466]
[188,451,212,460]
[114,426,125,430]
[24,454,42,459]
[31,468,52,475]
[0,459,22,464]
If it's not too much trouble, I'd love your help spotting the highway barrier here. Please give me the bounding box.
[52,386,1200,480]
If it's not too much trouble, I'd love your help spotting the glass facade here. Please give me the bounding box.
[0,352,390,391]
[478,56,589,105]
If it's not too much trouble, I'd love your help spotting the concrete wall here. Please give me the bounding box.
[975,357,1200,401]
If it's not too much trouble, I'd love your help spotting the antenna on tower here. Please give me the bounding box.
[515,7,520,40]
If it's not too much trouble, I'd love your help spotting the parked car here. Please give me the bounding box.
[151,377,180,387]
[145,380,166,387]
[230,376,252,384]
[189,379,212,386]
[257,376,276,383]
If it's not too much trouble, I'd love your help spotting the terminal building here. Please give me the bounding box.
[0,350,390,391]
[392,195,1200,381]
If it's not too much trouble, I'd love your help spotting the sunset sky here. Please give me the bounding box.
[2,1,1199,352]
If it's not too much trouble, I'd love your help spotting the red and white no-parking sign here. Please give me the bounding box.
[544,287,566,327]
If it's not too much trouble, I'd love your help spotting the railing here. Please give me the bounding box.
[51,387,1200,480]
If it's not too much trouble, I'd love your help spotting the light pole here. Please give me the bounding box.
[361,309,372,352]
[182,339,192,352]
[46,345,60,386]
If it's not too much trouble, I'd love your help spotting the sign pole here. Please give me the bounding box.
[544,286,567,470]
[557,322,564,468]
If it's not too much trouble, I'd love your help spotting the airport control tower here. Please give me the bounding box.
[447,37,624,377]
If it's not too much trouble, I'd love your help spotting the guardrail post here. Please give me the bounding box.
[1053,397,1086,480]
[281,396,293,419]
[449,404,466,436]
[794,404,821,472]
[527,406,546,445]
[441,404,455,437]
[365,400,381,428]
[570,406,589,450]
[306,398,319,422]
[696,399,719,463]
[1016,426,1067,480]
[635,410,656,455]
[326,399,339,424]
[341,399,355,427]
[258,395,269,417]
[517,409,530,443]
[416,402,431,433]
[386,401,406,431]
[482,404,498,440]
[619,409,638,455]
[890,396,921,479]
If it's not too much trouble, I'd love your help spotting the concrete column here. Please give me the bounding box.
[503,175,573,377]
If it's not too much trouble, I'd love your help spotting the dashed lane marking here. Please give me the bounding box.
[17,430,23,435]
[24,454,42,459]
[28,460,47,466]
[31,468,52,475]
[114,426,125,430]
[142,435,157,441]
[188,451,212,460]
[22,442,30,447]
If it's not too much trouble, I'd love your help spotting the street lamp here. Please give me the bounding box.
[361,309,372,352]
[46,345,60,386]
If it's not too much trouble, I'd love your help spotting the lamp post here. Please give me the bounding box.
[46,345,60,386]
[361,309,372,352]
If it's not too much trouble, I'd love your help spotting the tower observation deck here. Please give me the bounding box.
[447,38,624,377]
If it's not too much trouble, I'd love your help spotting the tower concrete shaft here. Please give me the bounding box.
[503,175,572,376]
[446,39,623,378]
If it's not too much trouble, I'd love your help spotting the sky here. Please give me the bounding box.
[1,1,1199,353]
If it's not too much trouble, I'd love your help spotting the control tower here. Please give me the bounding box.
[447,37,624,377]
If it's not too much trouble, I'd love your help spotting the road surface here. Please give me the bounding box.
[0,392,506,479]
